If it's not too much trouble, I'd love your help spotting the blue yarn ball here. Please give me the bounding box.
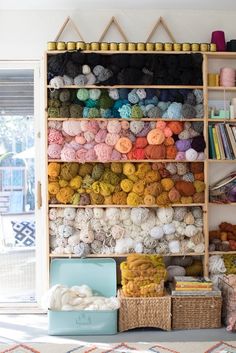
[111,108,120,118]
[128,90,139,104]
[146,89,156,99]
[100,108,112,118]
[83,107,90,118]
[118,104,132,118]
[167,102,182,119]
[119,88,129,100]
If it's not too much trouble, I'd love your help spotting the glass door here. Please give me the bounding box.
[0,63,43,307]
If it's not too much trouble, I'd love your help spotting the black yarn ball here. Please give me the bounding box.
[65,61,81,78]
[111,54,130,68]
[118,67,143,84]
[87,53,102,67]
[191,135,206,152]
[71,51,86,65]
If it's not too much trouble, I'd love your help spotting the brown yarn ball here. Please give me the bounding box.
[144,144,166,159]
[190,162,204,174]
[175,180,195,196]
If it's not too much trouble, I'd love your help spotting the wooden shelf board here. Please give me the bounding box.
[48,159,206,163]
[47,117,204,122]
[208,86,236,91]
[47,85,203,89]
[209,202,236,206]
[208,119,236,122]
[49,252,204,258]
[48,203,205,208]
[208,159,236,163]
[209,251,236,255]
[206,52,236,58]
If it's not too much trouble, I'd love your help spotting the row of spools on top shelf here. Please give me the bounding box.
[47,41,217,52]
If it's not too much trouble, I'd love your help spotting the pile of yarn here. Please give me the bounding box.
[47,52,203,86]
[49,206,204,256]
[47,88,204,120]
[48,120,205,162]
[48,161,205,206]
[166,256,203,281]
[120,254,167,297]
[209,222,236,252]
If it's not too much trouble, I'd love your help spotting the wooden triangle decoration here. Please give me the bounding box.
[99,16,128,42]
[54,16,84,42]
[146,17,176,43]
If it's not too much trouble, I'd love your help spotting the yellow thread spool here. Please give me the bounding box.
[57,41,66,51]
[128,42,136,51]
[91,42,100,51]
[47,42,56,51]
[164,42,173,51]
[146,42,154,51]
[118,42,127,51]
[137,42,145,51]
[208,73,217,86]
[110,42,118,51]
[173,43,182,51]
[215,74,220,86]
[100,42,109,51]
[155,42,163,51]
[210,43,217,52]
[191,43,200,52]
[182,43,191,51]
[200,43,209,52]
[76,41,86,50]
[67,42,76,51]
[86,43,91,50]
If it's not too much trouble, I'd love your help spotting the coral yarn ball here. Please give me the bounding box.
[115,137,132,154]
[147,129,165,145]
[167,121,184,135]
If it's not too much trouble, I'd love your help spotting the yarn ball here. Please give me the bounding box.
[136,88,146,100]
[127,192,141,206]
[63,121,81,136]
[74,74,87,86]
[185,148,198,161]
[60,146,76,161]
[48,162,60,178]
[194,180,205,193]
[131,105,143,119]
[168,240,180,254]
[130,208,149,225]
[119,104,132,118]
[167,265,186,281]
[86,73,96,85]
[59,89,70,102]
[56,187,74,204]
[191,135,206,152]
[48,144,62,159]
[167,102,182,119]
[130,121,145,135]
[176,139,191,152]
[168,187,181,203]
[182,103,196,118]
[109,88,119,100]
[150,226,164,239]
[135,137,148,149]
[70,104,83,118]
[128,90,139,104]
[147,106,162,118]
[89,88,101,100]
[175,152,186,161]
[115,137,132,154]
[157,207,174,224]
[166,145,177,159]
[190,162,204,173]
[147,129,165,145]
[167,121,183,135]
[175,180,195,196]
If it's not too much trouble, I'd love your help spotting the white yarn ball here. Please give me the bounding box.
[68,232,80,246]
[63,208,76,221]
[130,208,149,225]
[167,265,186,281]
[120,208,131,220]
[134,242,143,253]
[49,208,58,221]
[141,211,156,231]
[194,243,205,253]
[50,76,64,89]
[192,207,203,219]
[62,121,81,136]
[157,207,174,224]
[185,148,198,161]
[58,225,74,238]
[150,226,164,239]
[105,208,121,221]
[82,64,91,75]
[185,224,198,237]
[168,240,180,253]
[163,223,176,235]
[93,208,104,219]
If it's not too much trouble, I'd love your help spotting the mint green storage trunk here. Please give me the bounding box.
[48,258,117,335]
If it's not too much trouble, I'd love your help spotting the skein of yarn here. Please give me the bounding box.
[220,68,235,87]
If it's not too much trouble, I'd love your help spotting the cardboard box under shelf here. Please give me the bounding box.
[48,258,117,335]
[118,290,171,332]
[171,295,222,330]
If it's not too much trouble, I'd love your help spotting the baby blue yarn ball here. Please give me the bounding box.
[167,102,182,119]
[83,107,90,118]
[118,104,132,118]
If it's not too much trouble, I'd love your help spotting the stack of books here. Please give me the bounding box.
[208,123,236,160]
[171,276,221,296]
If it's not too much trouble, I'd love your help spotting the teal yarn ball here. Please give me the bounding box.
[77,88,89,101]
[100,108,112,118]
[118,104,132,118]
[85,98,98,108]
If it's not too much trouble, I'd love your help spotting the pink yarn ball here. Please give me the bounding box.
[68,140,81,150]
[62,121,81,136]
[95,129,107,143]
[121,121,130,130]
[48,144,62,159]
[111,149,122,160]
[84,131,95,142]
[197,152,205,160]
[156,121,166,130]
[84,141,96,150]
[98,121,108,129]
[76,148,87,163]
[163,127,173,138]
[80,121,89,132]
[61,146,76,161]
[175,152,186,160]
[87,121,99,134]
[85,149,97,161]
[121,154,128,160]
[48,128,64,144]
[75,135,86,144]
[105,133,120,146]
[107,120,121,134]
[94,143,113,162]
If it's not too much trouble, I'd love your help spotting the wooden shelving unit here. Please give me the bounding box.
[45,50,236,279]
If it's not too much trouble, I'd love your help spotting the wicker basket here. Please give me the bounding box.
[172,296,222,329]
[219,275,236,328]
[118,290,171,331]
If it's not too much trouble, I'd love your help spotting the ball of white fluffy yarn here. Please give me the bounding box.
[58,225,74,238]
[49,208,58,221]
[141,211,156,231]
[130,208,149,225]
[209,255,226,275]
[82,64,91,75]
[167,265,186,281]
[120,208,131,220]
[185,224,198,237]
[63,208,76,221]
[163,223,176,235]
[150,226,164,239]
[68,232,80,246]
[168,240,180,253]
[173,207,187,222]
[93,208,104,219]
[157,207,174,224]
[105,208,121,221]
[134,242,143,253]
[192,206,202,219]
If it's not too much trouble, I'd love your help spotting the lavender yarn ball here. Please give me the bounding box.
[176,139,192,152]
[137,122,152,137]
[175,152,186,160]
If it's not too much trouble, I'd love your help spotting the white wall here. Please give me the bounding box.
[1,9,236,60]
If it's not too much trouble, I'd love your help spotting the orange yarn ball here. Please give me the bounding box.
[166,145,177,159]
[167,121,184,135]
[144,145,166,159]
[147,129,165,145]
[164,137,175,146]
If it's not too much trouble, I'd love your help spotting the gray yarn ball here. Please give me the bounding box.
[97,69,113,82]
[74,74,87,86]
[59,89,70,103]
[93,65,104,76]
[86,72,96,85]
[73,242,90,257]
[63,75,73,85]
[147,106,162,118]
[186,92,196,106]
[195,104,204,118]
[192,121,203,134]
[182,103,196,118]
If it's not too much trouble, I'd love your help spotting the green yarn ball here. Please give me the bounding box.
[131,104,143,119]
[88,107,100,118]
[77,88,89,101]
[60,106,70,117]
[99,93,113,109]
[70,104,83,118]
[48,107,60,118]
[59,89,71,103]
[48,99,61,108]
[92,163,105,180]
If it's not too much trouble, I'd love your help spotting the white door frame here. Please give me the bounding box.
[0,60,47,310]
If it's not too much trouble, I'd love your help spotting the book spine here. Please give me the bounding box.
[224,124,235,159]
[219,124,232,159]
[208,125,216,159]
[212,126,221,160]
[232,126,236,141]
[215,124,225,159]
[226,124,236,159]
